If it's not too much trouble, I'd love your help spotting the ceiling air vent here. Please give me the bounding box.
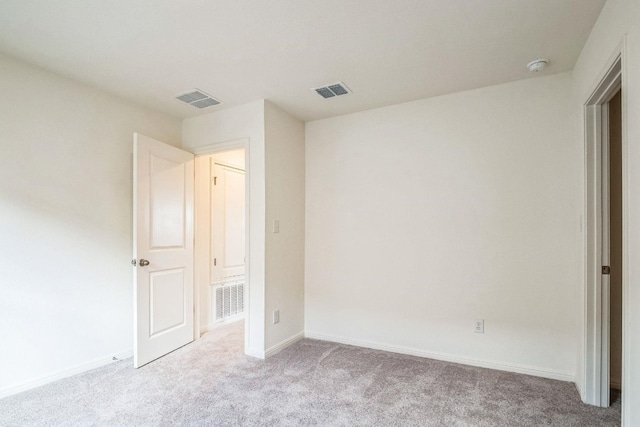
[313,81,351,99]
[175,89,222,109]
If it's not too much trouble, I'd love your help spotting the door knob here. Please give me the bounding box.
[139,259,150,267]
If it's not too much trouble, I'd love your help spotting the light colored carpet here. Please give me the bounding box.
[0,321,620,426]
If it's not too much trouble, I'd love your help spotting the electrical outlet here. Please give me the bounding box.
[273,220,280,234]
[474,319,484,334]
[273,310,280,324]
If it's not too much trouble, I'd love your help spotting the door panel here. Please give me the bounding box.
[150,154,187,248]
[134,133,194,368]
[211,163,245,282]
[149,268,186,337]
[224,169,246,267]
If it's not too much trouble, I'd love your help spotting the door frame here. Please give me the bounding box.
[191,138,251,353]
[583,45,627,412]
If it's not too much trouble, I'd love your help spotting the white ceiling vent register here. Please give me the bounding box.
[312,81,351,99]
[175,89,222,109]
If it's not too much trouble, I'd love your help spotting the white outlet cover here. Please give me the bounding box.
[474,319,484,333]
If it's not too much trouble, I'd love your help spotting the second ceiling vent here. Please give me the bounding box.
[176,89,222,109]
[313,82,351,99]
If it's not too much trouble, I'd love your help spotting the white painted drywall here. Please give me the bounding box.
[182,101,266,357]
[264,101,305,351]
[0,53,182,394]
[305,73,578,380]
[571,0,640,422]
[211,149,246,168]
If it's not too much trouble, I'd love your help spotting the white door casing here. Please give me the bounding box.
[211,162,246,282]
[600,99,611,408]
[133,133,195,368]
[584,53,622,408]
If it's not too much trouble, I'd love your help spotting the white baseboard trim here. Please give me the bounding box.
[305,331,575,383]
[575,376,584,401]
[200,314,245,335]
[0,349,133,399]
[244,332,305,360]
[245,347,265,359]
[265,331,305,358]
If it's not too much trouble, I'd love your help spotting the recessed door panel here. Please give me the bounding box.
[211,163,246,282]
[150,154,185,249]
[150,269,185,337]
[224,169,246,268]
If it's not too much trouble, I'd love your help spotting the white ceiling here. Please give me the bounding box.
[0,0,605,122]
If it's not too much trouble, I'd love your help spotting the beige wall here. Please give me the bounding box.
[264,101,305,352]
[0,53,182,394]
[305,72,578,380]
[211,149,245,168]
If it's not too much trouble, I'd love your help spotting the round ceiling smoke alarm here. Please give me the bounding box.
[527,58,549,72]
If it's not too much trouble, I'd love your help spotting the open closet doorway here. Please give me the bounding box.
[194,148,247,340]
[584,54,625,411]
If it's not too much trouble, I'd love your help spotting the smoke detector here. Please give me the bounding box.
[527,58,549,72]
[312,81,351,99]
[175,89,222,109]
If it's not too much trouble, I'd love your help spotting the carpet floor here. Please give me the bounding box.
[0,321,621,426]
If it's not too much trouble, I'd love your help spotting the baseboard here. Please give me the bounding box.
[575,376,584,401]
[265,331,305,358]
[200,314,245,335]
[245,348,265,359]
[0,349,133,399]
[305,331,574,383]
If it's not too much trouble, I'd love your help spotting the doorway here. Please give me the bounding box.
[194,148,247,336]
[584,54,625,409]
[195,148,247,340]
[133,135,252,366]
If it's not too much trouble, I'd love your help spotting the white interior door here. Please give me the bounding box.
[133,133,194,368]
[211,162,245,282]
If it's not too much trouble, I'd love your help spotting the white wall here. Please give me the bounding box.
[0,53,182,395]
[264,101,305,352]
[184,100,306,357]
[305,72,578,380]
[211,149,246,168]
[182,101,266,357]
[571,0,640,422]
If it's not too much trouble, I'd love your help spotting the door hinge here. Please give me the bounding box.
[214,176,217,185]
[131,259,137,267]
[214,258,217,267]
[602,265,611,275]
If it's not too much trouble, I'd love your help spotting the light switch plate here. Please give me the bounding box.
[273,220,280,233]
